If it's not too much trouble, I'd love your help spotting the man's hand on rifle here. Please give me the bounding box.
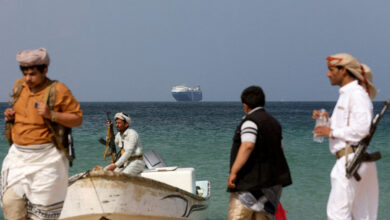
[106,120,113,128]
[4,108,15,122]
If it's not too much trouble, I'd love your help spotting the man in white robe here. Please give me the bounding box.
[313,53,379,220]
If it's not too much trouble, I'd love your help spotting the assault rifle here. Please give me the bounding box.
[102,112,117,164]
[346,100,390,181]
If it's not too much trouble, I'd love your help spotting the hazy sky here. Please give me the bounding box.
[1,0,390,102]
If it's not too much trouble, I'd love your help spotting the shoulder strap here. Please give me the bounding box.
[41,81,69,160]
[5,78,25,146]
[8,78,25,107]
[42,80,57,109]
[9,78,57,108]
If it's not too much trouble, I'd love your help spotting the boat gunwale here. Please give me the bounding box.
[71,170,210,201]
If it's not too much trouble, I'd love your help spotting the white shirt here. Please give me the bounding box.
[114,128,143,167]
[329,80,373,154]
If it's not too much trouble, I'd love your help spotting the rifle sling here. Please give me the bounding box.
[5,78,25,146]
[42,81,69,159]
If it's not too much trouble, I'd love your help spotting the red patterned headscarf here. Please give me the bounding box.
[326,53,377,99]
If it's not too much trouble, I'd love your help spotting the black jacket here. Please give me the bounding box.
[228,108,292,192]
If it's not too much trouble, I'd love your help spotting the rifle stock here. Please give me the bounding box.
[104,112,117,164]
[346,100,390,181]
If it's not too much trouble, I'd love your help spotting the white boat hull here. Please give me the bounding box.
[60,171,209,220]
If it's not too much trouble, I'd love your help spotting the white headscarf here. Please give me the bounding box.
[114,112,131,124]
[16,48,50,67]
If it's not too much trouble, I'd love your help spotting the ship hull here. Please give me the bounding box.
[172,91,202,102]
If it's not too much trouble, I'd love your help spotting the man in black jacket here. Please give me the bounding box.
[227,86,292,220]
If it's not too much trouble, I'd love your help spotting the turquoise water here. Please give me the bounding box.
[0,101,389,219]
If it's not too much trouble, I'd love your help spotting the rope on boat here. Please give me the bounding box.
[89,173,106,213]
[67,171,106,213]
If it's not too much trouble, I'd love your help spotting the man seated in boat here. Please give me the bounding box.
[105,112,145,174]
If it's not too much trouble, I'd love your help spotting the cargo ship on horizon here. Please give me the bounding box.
[171,85,202,102]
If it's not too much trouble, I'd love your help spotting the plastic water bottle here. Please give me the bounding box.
[313,109,327,143]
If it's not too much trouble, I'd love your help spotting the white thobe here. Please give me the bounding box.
[114,128,144,175]
[327,80,378,220]
[1,143,68,206]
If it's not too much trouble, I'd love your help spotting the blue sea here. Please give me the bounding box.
[0,101,389,219]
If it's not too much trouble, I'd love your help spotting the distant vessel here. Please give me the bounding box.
[171,85,202,102]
